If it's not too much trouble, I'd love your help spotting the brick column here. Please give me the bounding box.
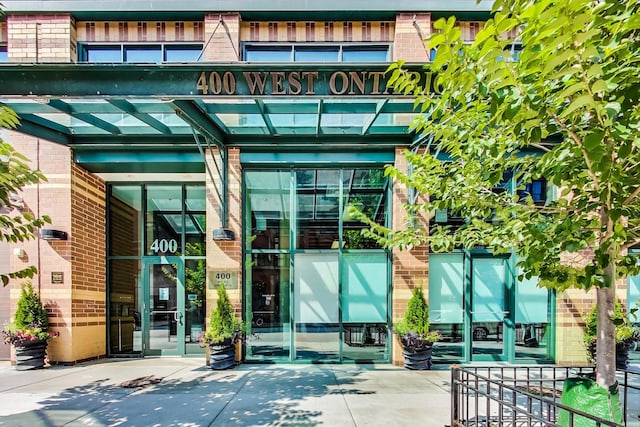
[7,14,77,63]
[203,13,241,61]
[391,147,430,365]
[8,135,105,364]
[206,147,243,321]
[393,13,430,62]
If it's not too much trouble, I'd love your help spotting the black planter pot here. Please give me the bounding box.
[14,339,47,371]
[402,345,433,370]
[615,342,632,370]
[209,339,236,370]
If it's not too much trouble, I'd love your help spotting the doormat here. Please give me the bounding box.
[118,375,164,388]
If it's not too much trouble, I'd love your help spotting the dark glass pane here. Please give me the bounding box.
[294,48,339,62]
[342,323,388,362]
[247,253,291,360]
[125,46,162,63]
[185,259,206,355]
[109,186,141,256]
[342,48,388,62]
[0,47,7,62]
[245,171,291,250]
[296,170,340,249]
[342,168,386,249]
[185,185,206,250]
[108,259,142,354]
[245,47,292,62]
[145,185,183,256]
[86,46,122,63]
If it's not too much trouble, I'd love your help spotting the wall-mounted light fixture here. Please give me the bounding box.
[212,228,235,241]
[40,229,68,241]
[13,247,25,257]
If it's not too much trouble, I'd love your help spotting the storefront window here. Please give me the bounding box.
[244,167,390,363]
[145,185,183,256]
[109,186,142,256]
[108,259,142,354]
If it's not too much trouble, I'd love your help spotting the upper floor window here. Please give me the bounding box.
[79,43,203,63]
[243,43,390,63]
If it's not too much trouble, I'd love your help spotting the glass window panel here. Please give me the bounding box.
[185,259,206,354]
[108,259,142,354]
[514,272,548,324]
[245,47,292,62]
[246,171,291,250]
[294,48,339,62]
[429,254,464,324]
[247,253,291,360]
[145,185,183,256]
[294,253,339,323]
[342,48,389,62]
[342,168,386,249]
[125,46,162,63]
[86,46,122,63]
[342,253,387,322]
[109,186,142,256]
[296,170,340,249]
[165,45,203,62]
[630,274,640,312]
[342,323,388,362]
[0,47,7,62]
[472,258,505,322]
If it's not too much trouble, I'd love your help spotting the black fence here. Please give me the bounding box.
[450,365,640,426]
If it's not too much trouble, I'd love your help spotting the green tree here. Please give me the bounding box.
[0,106,51,286]
[361,0,639,390]
[203,284,244,344]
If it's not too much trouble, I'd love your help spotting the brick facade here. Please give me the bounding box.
[393,13,430,62]
[7,14,76,63]
[203,14,241,62]
[206,147,243,319]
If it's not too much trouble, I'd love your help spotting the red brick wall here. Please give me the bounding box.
[7,14,76,63]
[203,14,241,61]
[391,147,430,365]
[393,13,430,62]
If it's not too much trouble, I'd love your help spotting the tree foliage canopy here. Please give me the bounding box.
[354,0,639,387]
[367,0,640,291]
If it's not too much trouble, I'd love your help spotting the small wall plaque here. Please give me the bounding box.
[208,271,238,289]
[51,272,64,284]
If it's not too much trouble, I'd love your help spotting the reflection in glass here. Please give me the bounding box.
[145,186,183,256]
[246,171,290,250]
[472,258,505,358]
[342,323,388,362]
[247,253,291,360]
[296,170,340,249]
[108,259,142,354]
[109,186,142,256]
[342,169,387,250]
[514,272,550,361]
[148,263,179,352]
[185,259,206,355]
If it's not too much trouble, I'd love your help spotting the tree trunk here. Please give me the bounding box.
[595,280,616,388]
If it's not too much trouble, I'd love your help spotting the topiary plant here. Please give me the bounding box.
[203,283,244,345]
[14,281,48,330]
[394,285,440,350]
[2,281,56,347]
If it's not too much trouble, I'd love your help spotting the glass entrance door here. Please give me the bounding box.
[470,257,507,361]
[293,253,340,361]
[143,258,185,356]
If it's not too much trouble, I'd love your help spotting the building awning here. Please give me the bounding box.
[0,62,435,180]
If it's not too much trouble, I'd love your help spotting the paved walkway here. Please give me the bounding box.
[0,359,452,427]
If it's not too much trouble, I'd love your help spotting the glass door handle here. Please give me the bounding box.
[173,311,183,326]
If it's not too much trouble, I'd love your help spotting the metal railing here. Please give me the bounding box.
[451,365,640,426]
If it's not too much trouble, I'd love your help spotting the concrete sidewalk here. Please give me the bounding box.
[0,359,452,427]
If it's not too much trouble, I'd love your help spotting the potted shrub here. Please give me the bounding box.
[394,285,440,370]
[2,282,58,370]
[201,283,244,370]
[584,300,639,370]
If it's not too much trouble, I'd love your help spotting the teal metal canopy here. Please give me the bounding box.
[0,63,421,152]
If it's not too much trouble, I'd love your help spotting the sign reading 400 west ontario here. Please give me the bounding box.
[195,68,441,97]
